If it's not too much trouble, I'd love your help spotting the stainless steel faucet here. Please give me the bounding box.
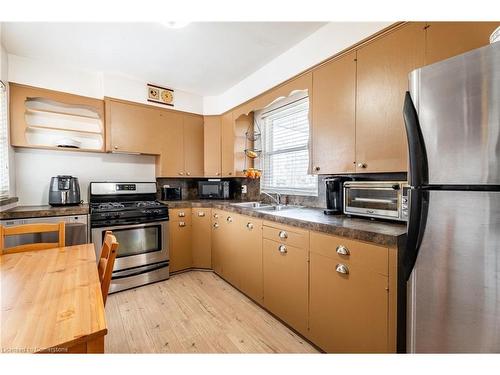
[261,191,281,206]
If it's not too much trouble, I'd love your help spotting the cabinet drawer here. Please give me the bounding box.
[169,208,192,222]
[310,231,388,275]
[262,222,309,249]
[170,216,192,226]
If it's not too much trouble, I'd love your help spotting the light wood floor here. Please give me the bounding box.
[105,271,319,353]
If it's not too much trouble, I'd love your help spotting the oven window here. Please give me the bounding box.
[201,184,219,196]
[346,188,398,212]
[105,225,161,258]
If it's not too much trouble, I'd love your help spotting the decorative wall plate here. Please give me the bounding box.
[147,83,174,106]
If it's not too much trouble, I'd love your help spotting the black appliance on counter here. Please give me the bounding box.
[49,175,81,206]
[161,186,182,201]
[198,180,231,199]
[324,176,350,215]
[89,182,169,294]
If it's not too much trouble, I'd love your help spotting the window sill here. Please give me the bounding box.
[0,197,19,207]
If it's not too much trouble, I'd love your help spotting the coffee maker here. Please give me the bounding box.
[324,177,350,215]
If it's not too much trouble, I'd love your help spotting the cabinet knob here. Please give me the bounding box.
[216,172,221,176]
[357,163,367,169]
[186,172,191,176]
[313,166,321,172]
[336,245,350,256]
[198,211,205,217]
[213,223,219,229]
[246,222,254,230]
[213,213,219,219]
[114,145,118,150]
[228,172,232,176]
[335,263,349,274]
[178,211,185,217]
[179,172,184,175]
[226,216,233,223]
[278,244,287,254]
[278,230,288,239]
[178,221,186,227]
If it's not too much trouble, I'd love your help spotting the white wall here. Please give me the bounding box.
[15,148,156,205]
[203,22,392,114]
[7,54,204,114]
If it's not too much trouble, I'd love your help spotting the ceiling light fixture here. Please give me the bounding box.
[161,21,191,29]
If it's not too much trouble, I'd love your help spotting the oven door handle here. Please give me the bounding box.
[91,221,167,232]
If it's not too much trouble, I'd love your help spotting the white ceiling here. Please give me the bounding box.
[1,22,326,96]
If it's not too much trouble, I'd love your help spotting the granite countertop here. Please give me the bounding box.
[161,200,407,247]
[0,204,89,220]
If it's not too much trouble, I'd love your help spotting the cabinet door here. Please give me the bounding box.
[183,114,204,177]
[356,23,425,173]
[203,116,222,177]
[191,207,212,268]
[158,111,185,177]
[221,112,235,177]
[311,52,356,174]
[425,22,499,65]
[105,99,164,154]
[169,220,192,272]
[262,238,308,335]
[219,212,240,286]
[211,211,223,275]
[238,216,263,302]
[309,252,389,353]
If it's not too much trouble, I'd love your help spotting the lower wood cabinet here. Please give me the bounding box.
[309,232,390,353]
[211,210,223,274]
[236,215,263,303]
[262,223,309,336]
[169,218,192,273]
[191,207,212,268]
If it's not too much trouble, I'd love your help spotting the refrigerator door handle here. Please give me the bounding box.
[404,188,429,281]
[403,91,428,188]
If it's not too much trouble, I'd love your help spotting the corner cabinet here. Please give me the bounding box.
[311,51,356,174]
[169,208,193,273]
[191,207,212,268]
[355,22,426,173]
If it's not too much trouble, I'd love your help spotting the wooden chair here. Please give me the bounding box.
[98,231,119,306]
[0,222,65,255]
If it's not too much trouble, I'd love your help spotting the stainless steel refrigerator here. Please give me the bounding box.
[403,41,500,353]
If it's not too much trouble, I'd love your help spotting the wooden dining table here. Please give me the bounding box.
[1,244,107,353]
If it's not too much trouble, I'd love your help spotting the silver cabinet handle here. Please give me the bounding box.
[278,230,288,239]
[226,216,233,223]
[213,223,219,229]
[336,245,350,256]
[179,221,186,227]
[213,213,219,219]
[197,211,205,217]
[246,222,254,230]
[335,264,349,274]
[278,244,287,254]
[357,163,367,169]
[178,211,185,217]
[186,172,191,176]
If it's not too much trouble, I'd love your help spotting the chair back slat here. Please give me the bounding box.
[98,231,119,306]
[0,222,65,255]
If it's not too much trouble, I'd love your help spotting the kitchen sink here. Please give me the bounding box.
[230,201,272,209]
[254,204,304,211]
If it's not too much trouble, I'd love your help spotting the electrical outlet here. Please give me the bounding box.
[241,185,247,194]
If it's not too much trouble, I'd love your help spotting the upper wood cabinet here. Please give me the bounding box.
[355,23,426,173]
[311,51,356,175]
[10,83,105,152]
[221,111,235,177]
[425,22,498,65]
[105,98,166,154]
[203,115,222,177]
[183,114,204,177]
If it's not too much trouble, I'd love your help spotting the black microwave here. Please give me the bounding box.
[198,181,231,199]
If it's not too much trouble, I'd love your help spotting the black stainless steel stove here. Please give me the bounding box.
[89,182,170,293]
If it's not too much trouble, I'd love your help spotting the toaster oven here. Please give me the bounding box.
[343,181,409,222]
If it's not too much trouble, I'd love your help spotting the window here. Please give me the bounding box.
[0,80,9,199]
[258,94,318,196]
